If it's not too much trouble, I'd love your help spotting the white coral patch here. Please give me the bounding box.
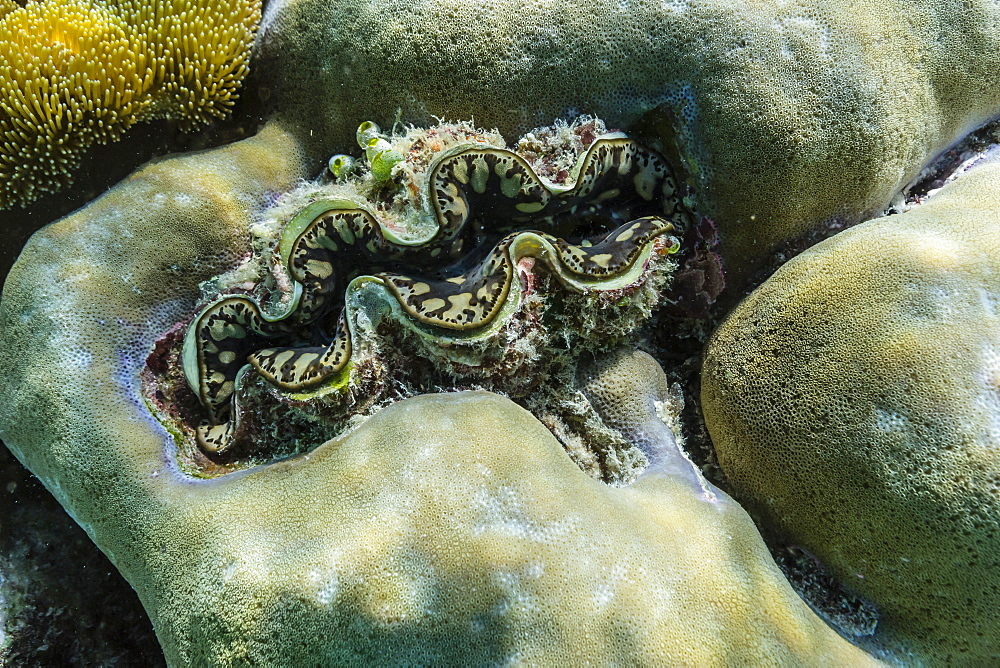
[976,340,1000,446]
[308,555,343,606]
[898,280,964,322]
[489,561,544,617]
[874,408,908,434]
[908,233,964,270]
[472,485,580,542]
[773,15,833,60]
[980,287,1000,317]
[924,284,963,319]
[591,561,631,609]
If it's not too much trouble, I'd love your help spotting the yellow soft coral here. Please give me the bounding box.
[0,0,259,209]
[0,0,20,19]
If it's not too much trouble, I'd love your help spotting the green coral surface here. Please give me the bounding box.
[703,150,1000,663]
[257,0,1000,286]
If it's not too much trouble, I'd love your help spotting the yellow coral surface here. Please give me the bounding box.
[0,0,18,18]
[702,151,1000,662]
[0,0,260,209]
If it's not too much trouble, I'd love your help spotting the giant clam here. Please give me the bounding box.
[163,120,693,461]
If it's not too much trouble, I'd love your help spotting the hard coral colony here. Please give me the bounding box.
[3,0,1000,664]
[0,0,259,208]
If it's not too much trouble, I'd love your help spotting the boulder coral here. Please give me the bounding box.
[0,124,879,664]
[255,0,1000,286]
[701,150,1000,662]
[0,0,260,209]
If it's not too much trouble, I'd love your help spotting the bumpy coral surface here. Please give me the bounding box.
[255,0,1000,286]
[10,0,1000,661]
[0,123,880,664]
[0,0,260,208]
[702,151,1000,662]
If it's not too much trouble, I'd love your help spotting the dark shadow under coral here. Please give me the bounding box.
[0,445,166,666]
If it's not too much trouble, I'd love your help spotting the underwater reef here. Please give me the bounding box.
[2,0,1000,664]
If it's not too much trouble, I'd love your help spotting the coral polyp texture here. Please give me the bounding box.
[701,151,1000,662]
[255,0,1000,286]
[0,0,260,209]
[0,122,882,663]
[11,0,1000,660]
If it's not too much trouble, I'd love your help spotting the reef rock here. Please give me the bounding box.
[702,149,1000,662]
